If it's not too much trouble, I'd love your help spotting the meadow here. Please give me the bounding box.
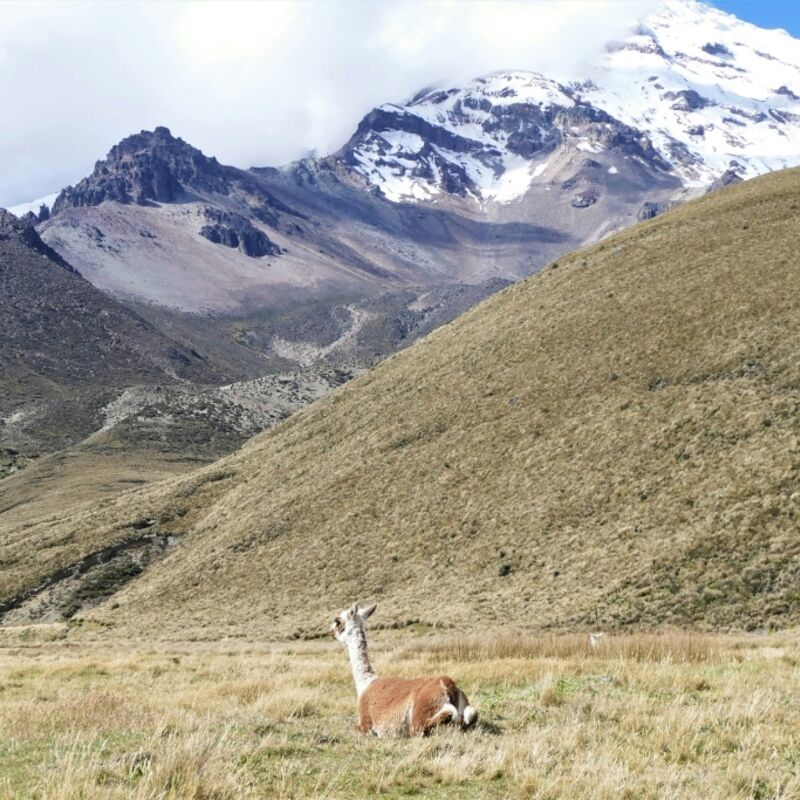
[0,629,798,799]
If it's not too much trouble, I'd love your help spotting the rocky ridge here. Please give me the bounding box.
[53,127,296,222]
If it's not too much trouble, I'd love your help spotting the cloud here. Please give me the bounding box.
[0,0,659,206]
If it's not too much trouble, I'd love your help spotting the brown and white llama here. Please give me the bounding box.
[331,602,478,737]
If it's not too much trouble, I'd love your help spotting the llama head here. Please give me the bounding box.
[330,602,377,644]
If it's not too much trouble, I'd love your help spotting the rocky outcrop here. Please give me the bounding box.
[776,85,800,101]
[20,204,50,226]
[571,190,598,209]
[665,89,713,112]
[702,42,732,57]
[50,127,299,226]
[0,532,179,624]
[706,167,744,194]
[637,201,667,221]
[52,127,233,211]
[0,209,76,272]
[199,207,282,257]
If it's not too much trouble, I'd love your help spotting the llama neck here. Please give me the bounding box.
[347,625,377,695]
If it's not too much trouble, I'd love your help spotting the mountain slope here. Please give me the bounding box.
[36,128,566,314]
[2,167,799,635]
[0,210,221,457]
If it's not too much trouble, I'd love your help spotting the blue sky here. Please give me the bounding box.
[713,1,800,36]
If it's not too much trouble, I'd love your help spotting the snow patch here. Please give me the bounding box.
[532,161,550,178]
[7,192,59,219]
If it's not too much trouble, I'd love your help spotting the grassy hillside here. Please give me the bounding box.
[2,168,799,636]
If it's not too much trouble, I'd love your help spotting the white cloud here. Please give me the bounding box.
[0,0,658,206]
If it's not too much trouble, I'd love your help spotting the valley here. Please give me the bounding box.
[3,165,798,636]
[4,1,798,533]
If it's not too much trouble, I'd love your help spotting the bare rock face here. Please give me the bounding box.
[665,89,713,112]
[637,201,667,221]
[776,85,800,101]
[199,207,282,257]
[52,127,230,211]
[20,204,50,226]
[702,42,733,57]
[706,167,744,194]
[571,190,598,209]
[0,209,76,271]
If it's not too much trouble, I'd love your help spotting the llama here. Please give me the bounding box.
[330,602,478,737]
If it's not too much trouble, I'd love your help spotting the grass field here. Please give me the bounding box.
[1,630,798,799]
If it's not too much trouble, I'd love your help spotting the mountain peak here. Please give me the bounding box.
[339,1,800,204]
[52,127,230,213]
[0,207,31,237]
[105,126,207,163]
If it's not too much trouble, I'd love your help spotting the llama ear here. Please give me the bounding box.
[360,603,377,619]
[349,603,359,616]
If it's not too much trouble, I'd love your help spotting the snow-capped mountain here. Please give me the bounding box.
[338,71,675,207]
[342,0,800,204]
[8,0,800,315]
[586,0,800,185]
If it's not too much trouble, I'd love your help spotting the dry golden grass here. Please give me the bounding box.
[0,630,798,799]
[0,449,197,531]
[406,631,725,662]
[2,168,800,637]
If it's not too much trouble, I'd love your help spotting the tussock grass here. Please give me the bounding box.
[406,631,724,663]
[0,631,798,799]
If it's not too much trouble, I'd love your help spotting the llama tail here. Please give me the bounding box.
[450,684,478,729]
[462,705,478,728]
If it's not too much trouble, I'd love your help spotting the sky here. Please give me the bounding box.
[712,1,800,36]
[0,0,797,208]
